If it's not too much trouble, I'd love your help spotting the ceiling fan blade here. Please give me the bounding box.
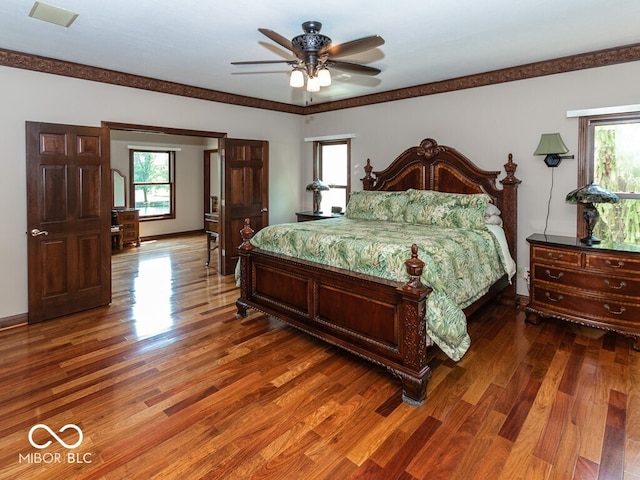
[324,35,385,58]
[258,28,303,56]
[331,61,381,76]
[231,60,295,65]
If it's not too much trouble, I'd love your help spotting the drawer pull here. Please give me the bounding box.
[546,252,564,260]
[545,292,564,303]
[604,279,627,290]
[605,259,624,268]
[544,269,564,280]
[604,304,626,315]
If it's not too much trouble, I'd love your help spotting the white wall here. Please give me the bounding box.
[302,61,640,296]
[0,66,303,319]
[2,60,639,319]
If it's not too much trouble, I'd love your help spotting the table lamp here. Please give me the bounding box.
[566,182,619,245]
[306,179,330,213]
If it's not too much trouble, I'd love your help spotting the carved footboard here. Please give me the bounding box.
[236,219,433,405]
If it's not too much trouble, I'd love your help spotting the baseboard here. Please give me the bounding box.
[139,229,204,243]
[0,313,28,330]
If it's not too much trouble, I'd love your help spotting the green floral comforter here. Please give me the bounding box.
[249,217,511,360]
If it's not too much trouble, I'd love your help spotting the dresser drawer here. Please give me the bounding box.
[531,245,581,267]
[532,264,640,298]
[586,252,640,275]
[119,212,138,222]
[531,284,640,326]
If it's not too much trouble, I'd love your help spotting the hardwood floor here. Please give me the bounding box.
[1,233,638,479]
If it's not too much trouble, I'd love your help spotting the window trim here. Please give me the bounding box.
[577,111,640,237]
[312,139,351,211]
[129,149,176,221]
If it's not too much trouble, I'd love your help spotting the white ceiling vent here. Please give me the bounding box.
[28,1,78,28]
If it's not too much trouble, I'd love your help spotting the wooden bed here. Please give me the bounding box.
[236,138,520,405]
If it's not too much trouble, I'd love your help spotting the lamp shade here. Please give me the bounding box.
[565,182,619,204]
[317,68,331,87]
[306,179,330,191]
[306,76,320,92]
[289,69,304,88]
[534,133,569,155]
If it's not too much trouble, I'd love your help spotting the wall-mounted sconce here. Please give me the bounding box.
[534,133,575,167]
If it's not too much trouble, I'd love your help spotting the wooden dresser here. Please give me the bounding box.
[525,233,640,349]
[112,209,140,247]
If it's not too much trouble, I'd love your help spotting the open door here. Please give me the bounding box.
[219,138,269,275]
[26,122,111,323]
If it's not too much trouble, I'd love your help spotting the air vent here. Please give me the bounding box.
[28,1,78,28]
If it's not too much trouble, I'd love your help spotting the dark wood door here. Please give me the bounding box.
[219,138,269,275]
[26,121,112,323]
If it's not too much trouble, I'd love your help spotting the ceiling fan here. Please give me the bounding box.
[231,21,385,92]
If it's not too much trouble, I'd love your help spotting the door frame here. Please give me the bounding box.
[102,121,227,264]
[102,123,226,217]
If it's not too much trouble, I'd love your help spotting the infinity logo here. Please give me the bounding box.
[28,424,83,449]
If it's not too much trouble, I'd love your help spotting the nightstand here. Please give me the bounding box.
[525,233,640,349]
[295,211,343,222]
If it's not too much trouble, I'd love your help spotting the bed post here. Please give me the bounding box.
[393,244,433,406]
[500,153,521,305]
[236,218,254,318]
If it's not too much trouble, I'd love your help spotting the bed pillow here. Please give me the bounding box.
[485,202,503,226]
[486,202,501,217]
[344,190,409,221]
[403,189,490,229]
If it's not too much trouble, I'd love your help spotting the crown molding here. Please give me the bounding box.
[304,43,640,114]
[0,48,304,115]
[1,43,639,116]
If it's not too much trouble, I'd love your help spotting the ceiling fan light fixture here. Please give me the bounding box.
[232,20,384,95]
[317,68,331,87]
[289,69,304,88]
[306,76,320,92]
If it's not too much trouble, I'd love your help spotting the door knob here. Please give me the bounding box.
[30,228,49,237]
[261,208,268,213]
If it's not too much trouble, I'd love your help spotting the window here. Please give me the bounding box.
[313,139,350,213]
[130,149,175,220]
[579,112,640,244]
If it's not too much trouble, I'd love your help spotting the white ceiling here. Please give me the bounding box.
[2,0,640,107]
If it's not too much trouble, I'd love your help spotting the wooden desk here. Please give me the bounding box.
[112,209,140,247]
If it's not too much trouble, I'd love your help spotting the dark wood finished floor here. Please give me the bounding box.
[1,234,638,479]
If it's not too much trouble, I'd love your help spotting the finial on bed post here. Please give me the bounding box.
[403,244,428,292]
[361,158,375,190]
[501,153,521,186]
[238,218,255,251]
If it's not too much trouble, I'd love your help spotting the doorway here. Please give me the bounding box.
[103,122,269,276]
[26,120,268,323]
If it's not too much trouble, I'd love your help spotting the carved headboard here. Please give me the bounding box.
[361,138,521,284]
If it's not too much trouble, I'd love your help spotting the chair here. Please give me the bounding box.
[205,213,219,267]
[111,225,123,251]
